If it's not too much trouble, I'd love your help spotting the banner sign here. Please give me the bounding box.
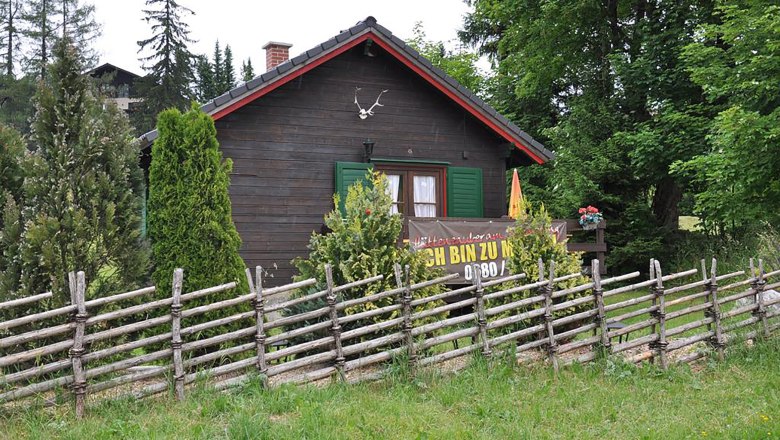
[408,219,566,283]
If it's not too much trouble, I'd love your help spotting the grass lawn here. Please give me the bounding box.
[2,336,779,439]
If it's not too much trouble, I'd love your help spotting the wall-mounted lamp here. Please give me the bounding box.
[363,139,375,162]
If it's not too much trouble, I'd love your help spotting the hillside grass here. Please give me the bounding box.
[2,336,779,439]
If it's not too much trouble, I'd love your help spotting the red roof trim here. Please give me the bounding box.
[211,30,544,164]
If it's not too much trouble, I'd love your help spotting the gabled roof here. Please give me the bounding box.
[86,63,142,79]
[139,17,553,163]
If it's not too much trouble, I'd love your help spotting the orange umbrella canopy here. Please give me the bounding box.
[508,168,524,219]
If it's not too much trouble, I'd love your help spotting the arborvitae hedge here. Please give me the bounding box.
[148,103,248,305]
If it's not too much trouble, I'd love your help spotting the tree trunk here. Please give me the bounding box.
[652,176,682,229]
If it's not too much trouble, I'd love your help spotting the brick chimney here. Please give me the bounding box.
[262,41,293,71]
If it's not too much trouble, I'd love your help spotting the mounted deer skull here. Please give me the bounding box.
[354,87,389,120]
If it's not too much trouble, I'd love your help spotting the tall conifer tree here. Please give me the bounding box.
[19,39,148,303]
[134,0,195,133]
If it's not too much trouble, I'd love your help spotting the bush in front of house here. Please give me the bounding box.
[11,39,149,307]
[487,202,590,335]
[147,103,248,327]
[284,171,444,345]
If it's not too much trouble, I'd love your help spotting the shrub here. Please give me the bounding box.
[285,171,444,344]
[489,203,589,334]
[148,103,248,318]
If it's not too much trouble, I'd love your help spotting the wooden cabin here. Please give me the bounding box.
[139,17,554,285]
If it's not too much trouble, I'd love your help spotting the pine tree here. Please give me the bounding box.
[211,40,222,92]
[240,58,254,82]
[0,124,24,297]
[58,0,101,69]
[194,54,215,102]
[148,104,248,314]
[221,44,235,92]
[19,38,149,304]
[134,0,196,133]
[20,0,99,79]
[0,0,22,77]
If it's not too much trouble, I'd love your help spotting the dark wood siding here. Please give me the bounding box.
[216,43,508,285]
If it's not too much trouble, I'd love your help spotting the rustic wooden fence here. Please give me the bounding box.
[1,258,779,418]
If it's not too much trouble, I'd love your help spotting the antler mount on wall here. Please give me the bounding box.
[354,87,388,120]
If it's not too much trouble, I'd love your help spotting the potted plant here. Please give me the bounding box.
[578,206,603,231]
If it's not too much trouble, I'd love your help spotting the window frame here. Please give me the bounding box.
[373,163,447,218]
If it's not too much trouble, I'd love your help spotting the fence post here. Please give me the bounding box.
[401,265,418,372]
[591,259,610,355]
[248,266,268,387]
[325,264,345,381]
[68,271,88,418]
[650,260,668,370]
[171,268,185,401]
[472,264,492,358]
[751,259,770,339]
[649,259,657,345]
[702,259,712,334]
[543,261,559,374]
[705,258,726,361]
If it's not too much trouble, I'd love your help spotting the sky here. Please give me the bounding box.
[92,0,476,75]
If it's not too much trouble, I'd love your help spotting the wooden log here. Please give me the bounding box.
[543,261,559,373]
[184,342,254,369]
[265,275,384,314]
[665,290,710,308]
[666,302,711,321]
[181,326,255,354]
[485,294,545,317]
[551,308,598,328]
[266,350,336,378]
[85,348,171,380]
[472,264,492,357]
[551,271,641,300]
[337,273,458,311]
[249,266,268,388]
[608,304,658,324]
[411,313,474,336]
[413,297,475,321]
[342,331,406,357]
[718,288,760,306]
[88,365,170,395]
[264,305,330,330]
[483,274,579,303]
[612,333,657,354]
[397,264,417,371]
[341,303,403,324]
[486,308,546,331]
[665,269,744,295]
[555,322,598,342]
[0,291,53,310]
[0,373,73,403]
[558,334,601,355]
[592,259,610,353]
[419,342,481,367]
[420,326,479,351]
[0,286,155,332]
[262,278,317,298]
[753,259,771,339]
[325,264,345,381]
[706,259,726,361]
[283,366,337,386]
[265,320,331,346]
[341,317,404,341]
[601,268,697,299]
[651,260,668,369]
[344,346,405,372]
[266,336,332,362]
[69,271,88,418]
[666,317,714,338]
[667,331,714,352]
[722,303,758,320]
[488,323,546,349]
[171,268,185,401]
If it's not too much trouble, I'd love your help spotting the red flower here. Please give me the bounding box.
[578,208,586,214]
[365,209,372,215]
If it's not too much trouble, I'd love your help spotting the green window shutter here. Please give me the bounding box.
[335,162,373,215]
[447,167,483,218]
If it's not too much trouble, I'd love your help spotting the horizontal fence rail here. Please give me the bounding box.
[1,256,779,417]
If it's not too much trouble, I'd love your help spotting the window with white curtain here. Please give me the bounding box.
[376,164,443,219]
[385,174,401,214]
[413,175,436,217]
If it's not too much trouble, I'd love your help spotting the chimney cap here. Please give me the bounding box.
[262,41,293,50]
